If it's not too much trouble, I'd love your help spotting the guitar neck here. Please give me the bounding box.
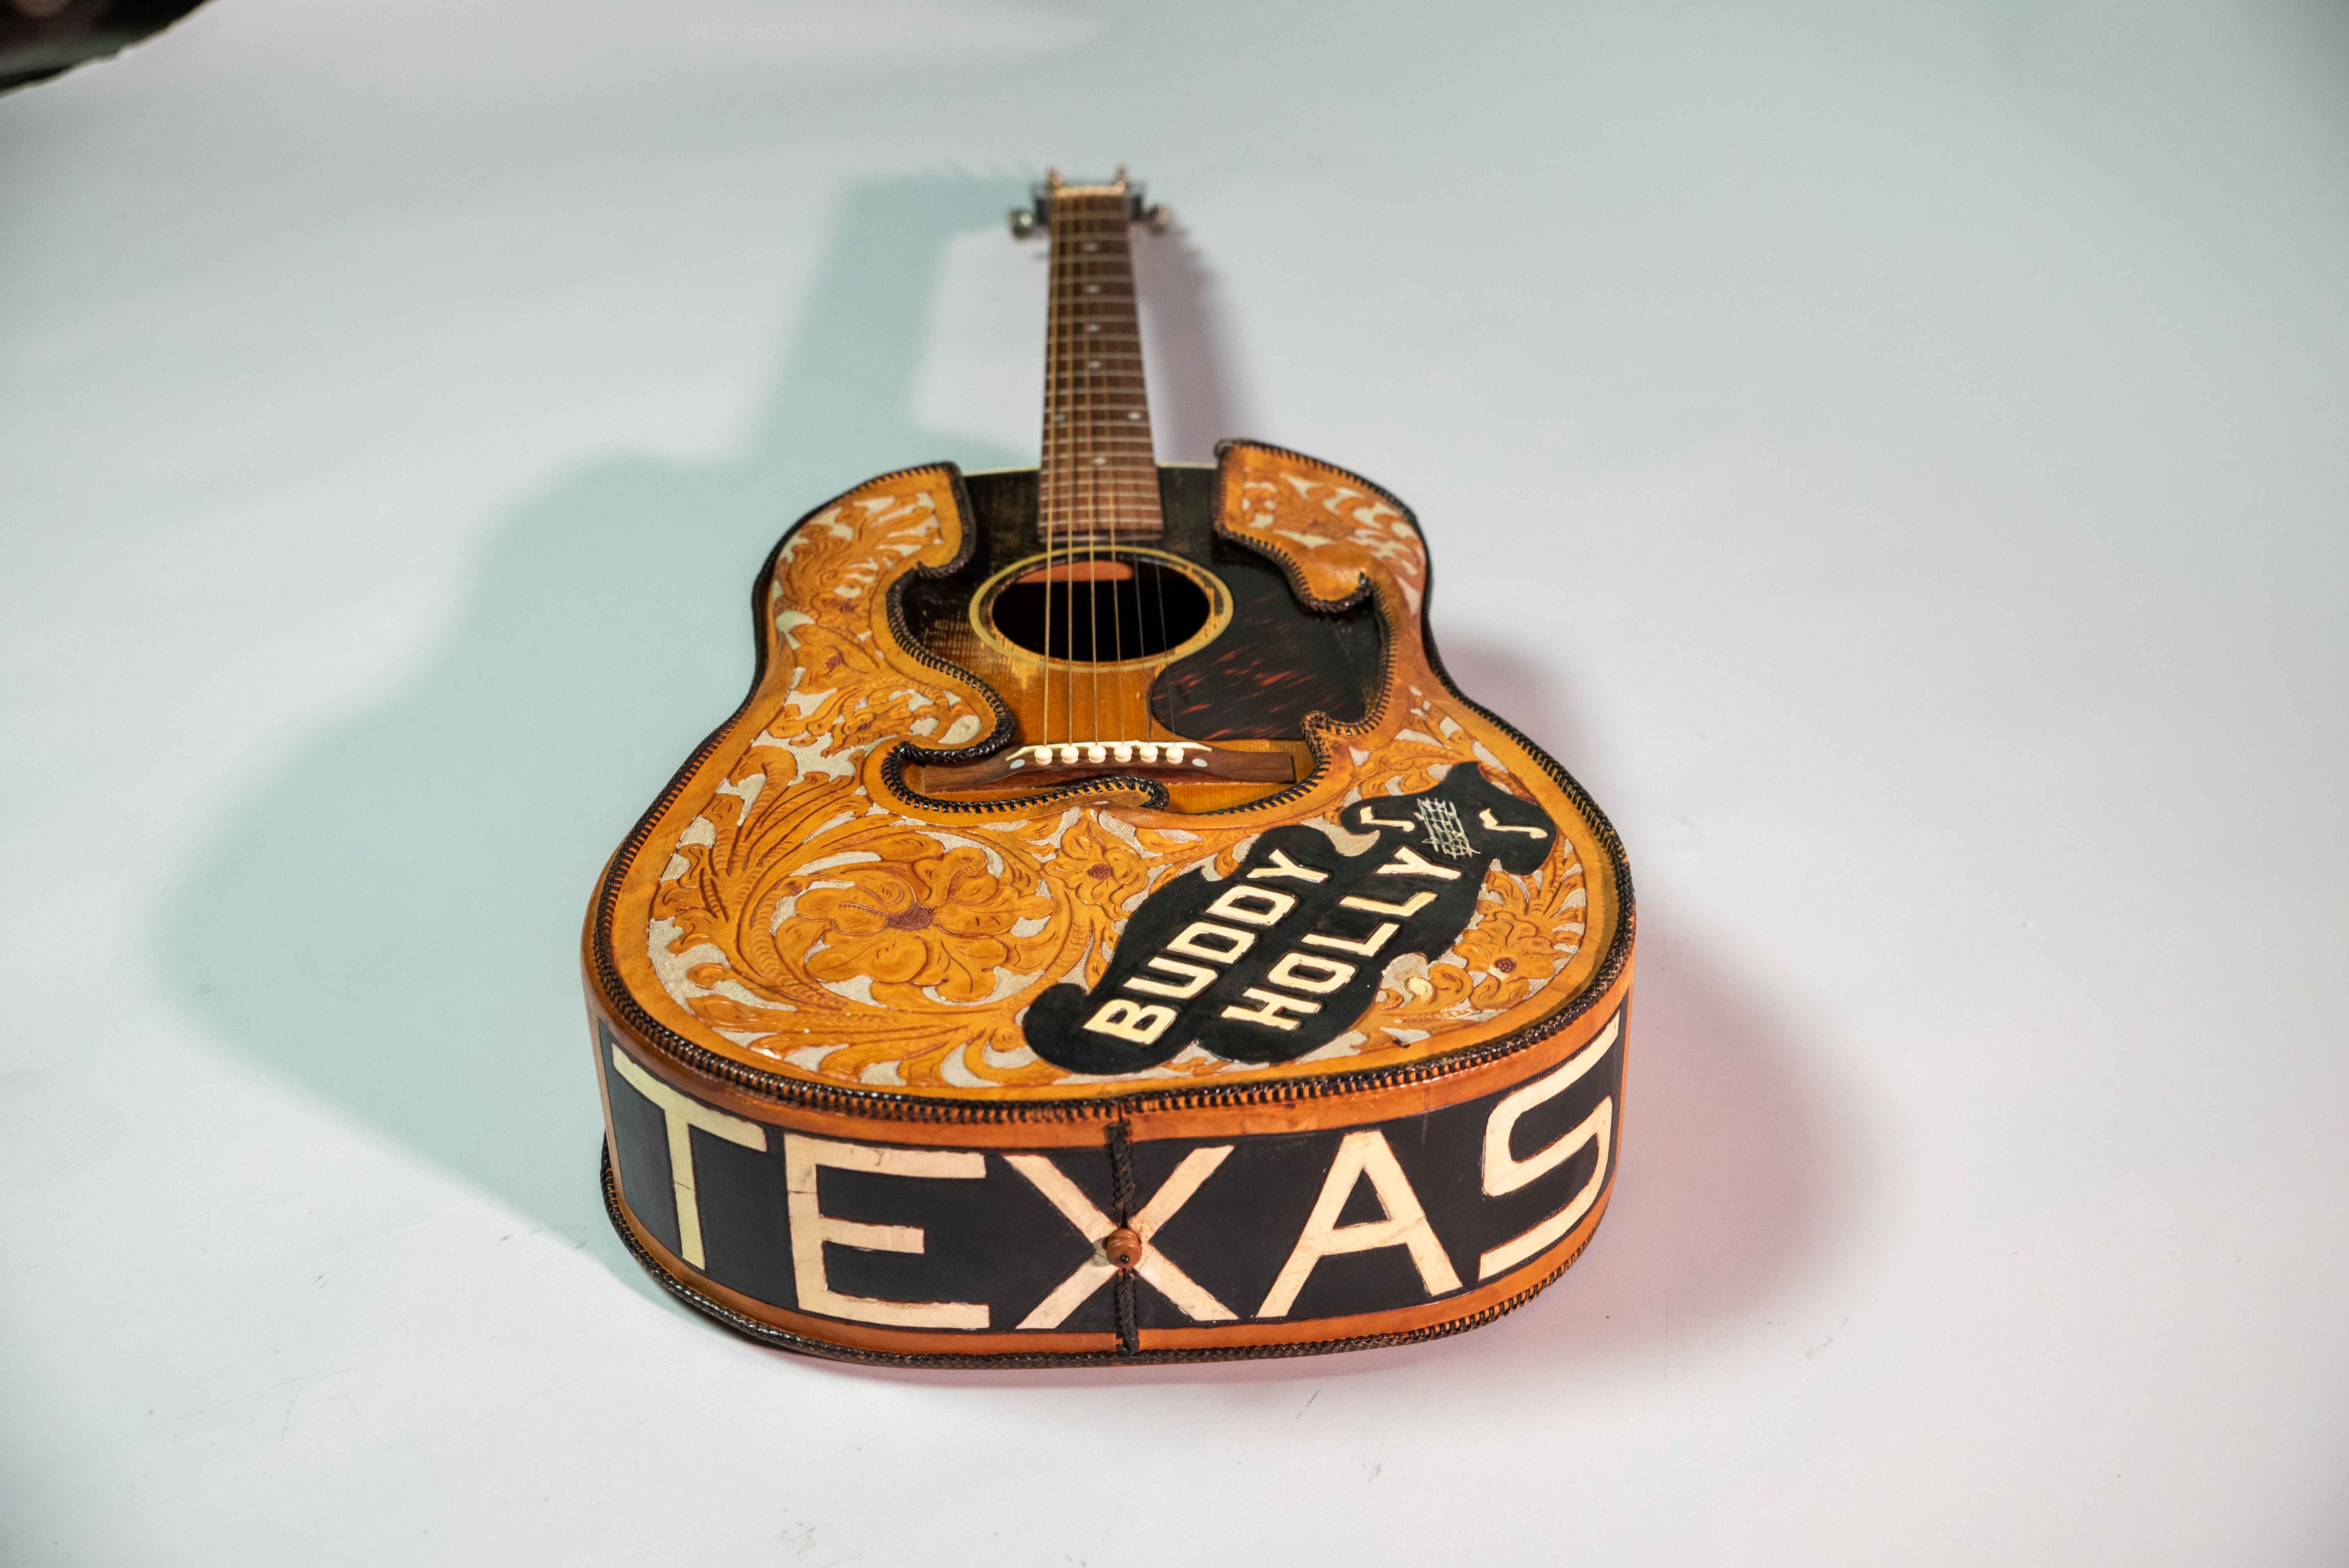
[1037,180,1163,545]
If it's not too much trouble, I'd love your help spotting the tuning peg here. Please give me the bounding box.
[1009,208,1041,240]
[1142,204,1171,233]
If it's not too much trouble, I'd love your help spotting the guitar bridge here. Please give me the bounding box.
[917,740,1296,793]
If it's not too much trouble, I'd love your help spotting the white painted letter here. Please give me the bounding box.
[1338,890,1437,918]
[1221,987,1322,1031]
[1477,1015,1619,1279]
[1374,845,1463,880]
[1124,955,1216,999]
[1302,921,1399,957]
[1008,1149,1237,1327]
[1258,1130,1461,1317]
[608,1045,767,1270]
[1248,848,1329,884]
[1084,998,1178,1044]
[1206,885,1298,926]
[1265,951,1356,994]
[1168,920,1255,963]
[784,1135,989,1329]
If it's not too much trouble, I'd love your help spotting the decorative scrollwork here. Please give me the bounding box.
[622,451,1600,1094]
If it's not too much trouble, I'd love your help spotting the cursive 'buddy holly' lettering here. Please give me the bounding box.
[1021,764,1555,1074]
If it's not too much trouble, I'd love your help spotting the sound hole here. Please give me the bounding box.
[988,556,1214,663]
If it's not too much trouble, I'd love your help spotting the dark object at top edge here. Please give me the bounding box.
[1,0,211,95]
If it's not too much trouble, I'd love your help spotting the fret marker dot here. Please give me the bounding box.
[1084,242,1098,251]
[1094,456,1107,466]
[1128,411,1141,419]
[1086,284,1099,293]
[1089,359,1101,368]
[1086,324,1099,332]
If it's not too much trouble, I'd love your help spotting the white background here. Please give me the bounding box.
[4,2,2345,1562]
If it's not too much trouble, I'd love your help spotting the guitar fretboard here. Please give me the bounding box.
[1038,185,1162,545]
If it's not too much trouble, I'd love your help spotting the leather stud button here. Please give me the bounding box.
[1103,1227,1144,1269]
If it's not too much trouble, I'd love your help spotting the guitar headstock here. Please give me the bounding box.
[1009,167,1170,240]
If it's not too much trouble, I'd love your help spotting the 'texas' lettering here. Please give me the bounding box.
[599,1011,1622,1336]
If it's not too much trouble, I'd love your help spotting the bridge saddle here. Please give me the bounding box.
[916,739,1296,794]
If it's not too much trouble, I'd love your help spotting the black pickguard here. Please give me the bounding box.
[898,466,1382,742]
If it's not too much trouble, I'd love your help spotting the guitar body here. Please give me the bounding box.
[584,176,1631,1365]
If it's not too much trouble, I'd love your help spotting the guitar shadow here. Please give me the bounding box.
[157,173,1041,1285]
[1132,222,1261,463]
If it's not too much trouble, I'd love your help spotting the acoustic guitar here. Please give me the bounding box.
[583,171,1634,1365]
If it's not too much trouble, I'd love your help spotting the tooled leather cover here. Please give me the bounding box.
[591,441,1629,1109]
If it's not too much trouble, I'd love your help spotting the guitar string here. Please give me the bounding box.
[1057,198,1075,749]
[1077,200,1091,748]
[1094,198,1117,746]
[1078,198,1097,746]
[1103,194,1130,750]
[1107,189,1153,746]
[1039,185,1056,753]
[1136,208,1173,744]
[1050,176,1073,753]
[1015,190,1187,770]
[1076,201,1094,746]
[1044,191,1175,757]
[1063,192,1080,748]
[1054,191,1074,749]
[1067,201,1086,745]
[1109,191,1137,751]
